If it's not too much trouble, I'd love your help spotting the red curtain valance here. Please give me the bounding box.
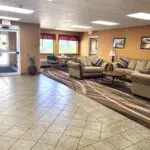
[58,35,80,41]
[40,33,56,40]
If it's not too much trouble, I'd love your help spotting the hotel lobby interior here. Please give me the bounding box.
[0,0,150,150]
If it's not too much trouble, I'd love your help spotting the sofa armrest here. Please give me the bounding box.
[112,62,118,70]
[131,73,150,85]
[101,61,109,71]
[68,61,81,69]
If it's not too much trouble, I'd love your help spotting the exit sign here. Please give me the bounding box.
[2,20,11,27]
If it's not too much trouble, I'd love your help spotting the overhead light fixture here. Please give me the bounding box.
[47,0,53,2]
[56,28,74,31]
[91,20,119,26]
[0,16,20,21]
[72,25,92,29]
[0,5,34,14]
[127,12,150,20]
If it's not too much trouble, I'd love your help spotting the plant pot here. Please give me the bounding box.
[28,65,37,76]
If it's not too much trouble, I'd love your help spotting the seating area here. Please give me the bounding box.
[114,58,150,98]
[68,56,108,79]
[67,56,150,99]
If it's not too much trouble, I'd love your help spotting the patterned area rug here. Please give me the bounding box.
[42,69,150,128]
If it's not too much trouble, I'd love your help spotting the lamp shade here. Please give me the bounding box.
[109,50,116,57]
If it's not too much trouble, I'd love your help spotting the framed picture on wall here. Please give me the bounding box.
[141,36,150,50]
[113,37,126,49]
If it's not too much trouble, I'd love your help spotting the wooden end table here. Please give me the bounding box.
[102,71,126,84]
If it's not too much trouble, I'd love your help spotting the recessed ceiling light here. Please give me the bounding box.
[91,20,119,26]
[127,12,150,20]
[72,25,92,29]
[0,5,34,14]
[0,16,20,21]
[47,0,53,2]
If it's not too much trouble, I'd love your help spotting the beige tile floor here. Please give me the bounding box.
[0,75,149,150]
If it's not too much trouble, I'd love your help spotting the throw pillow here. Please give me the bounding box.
[91,56,104,66]
[116,58,128,68]
[96,59,104,66]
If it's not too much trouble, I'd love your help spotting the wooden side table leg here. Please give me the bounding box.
[112,76,115,84]
[102,74,105,81]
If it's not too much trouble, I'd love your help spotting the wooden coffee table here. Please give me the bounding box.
[102,71,126,84]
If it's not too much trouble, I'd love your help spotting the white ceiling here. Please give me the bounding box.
[0,0,150,31]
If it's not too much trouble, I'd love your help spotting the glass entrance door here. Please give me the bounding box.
[0,28,20,75]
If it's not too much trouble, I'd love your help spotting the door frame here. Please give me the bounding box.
[88,36,98,56]
[0,25,21,76]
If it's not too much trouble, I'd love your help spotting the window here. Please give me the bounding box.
[0,33,9,65]
[40,33,56,54]
[40,39,54,54]
[0,33,8,50]
[59,40,78,54]
[58,35,79,54]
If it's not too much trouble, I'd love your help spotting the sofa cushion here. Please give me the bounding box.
[77,57,91,67]
[135,60,148,71]
[83,66,103,73]
[115,68,126,74]
[127,59,137,70]
[124,69,135,75]
[85,57,92,66]
[139,69,150,75]
[131,73,150,86]
[146,61,150,70]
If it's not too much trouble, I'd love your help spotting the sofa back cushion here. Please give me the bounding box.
[86,57,93,66]
[127,59,137,70]
[146,61,150,70]
[77,56,92,66]
[135,60,148,71]
[77,57,87,66]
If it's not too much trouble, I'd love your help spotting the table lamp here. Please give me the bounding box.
[109,50,116,63]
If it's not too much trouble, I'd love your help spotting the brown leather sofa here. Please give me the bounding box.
[114,58,150,99]
[68,56,108,79]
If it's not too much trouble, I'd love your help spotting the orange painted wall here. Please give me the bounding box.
[80,32,89,56]
[40,29,80,59]
[80,25,150,62]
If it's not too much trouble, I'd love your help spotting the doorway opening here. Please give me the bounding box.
[89,36,98,56]
[0,25,20,75]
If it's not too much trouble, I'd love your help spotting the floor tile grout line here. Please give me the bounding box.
[99,121,103,141]
[121,131,147,145]
[130,126,150,139]
[30,101,71,149]
[52,106,83,150]
[99,122,149,150]
[105,133,133,150]
[75,113,98,150]
[122,143,143,150]
[7,97,64,150]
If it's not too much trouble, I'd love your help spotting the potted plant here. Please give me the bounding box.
[28,55,37,75]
